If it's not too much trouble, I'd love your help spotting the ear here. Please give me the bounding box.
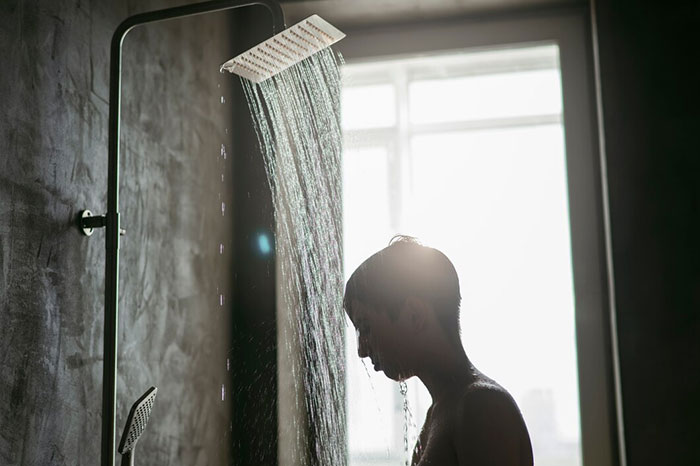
[402,296,431,332]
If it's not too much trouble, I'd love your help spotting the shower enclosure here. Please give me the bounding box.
[80,2,285,465]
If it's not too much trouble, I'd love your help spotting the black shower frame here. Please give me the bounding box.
[93,2,285,465]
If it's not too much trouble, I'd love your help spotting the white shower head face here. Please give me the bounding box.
[220,15,345,83]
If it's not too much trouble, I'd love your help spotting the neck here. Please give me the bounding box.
[416,342,474,402]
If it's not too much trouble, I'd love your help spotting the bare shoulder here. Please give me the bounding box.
[451,377,533,465]
[459,378,521,421]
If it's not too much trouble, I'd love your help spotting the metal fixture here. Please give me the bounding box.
[82,2,285,465]
[220,14,345,83]
[80,210,125,237]
[118,387,158,466]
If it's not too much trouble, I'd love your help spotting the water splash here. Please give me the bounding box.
[241,48,346,465]
[399,381,414,466]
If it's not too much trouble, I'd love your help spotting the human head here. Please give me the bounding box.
[343,236,462,379]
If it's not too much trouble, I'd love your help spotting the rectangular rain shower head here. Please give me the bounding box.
[220,15,345,83]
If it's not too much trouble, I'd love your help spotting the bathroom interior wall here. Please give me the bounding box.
[593,1,700,464]
[0,1,277,465]
[0,2,118,463]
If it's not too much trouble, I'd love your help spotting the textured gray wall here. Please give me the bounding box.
[0,1,265,464]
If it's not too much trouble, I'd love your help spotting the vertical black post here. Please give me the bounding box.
[103,23,123,466]
[101,3,284,466]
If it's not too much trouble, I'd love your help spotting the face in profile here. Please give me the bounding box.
[346,299,417,381]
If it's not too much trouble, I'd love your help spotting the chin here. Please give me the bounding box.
[383,368,411,382]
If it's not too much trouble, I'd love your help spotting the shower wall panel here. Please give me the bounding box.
[0,1,272,465]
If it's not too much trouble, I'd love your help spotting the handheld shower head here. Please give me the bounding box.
[118,386,157,466]
[220,14,345,83]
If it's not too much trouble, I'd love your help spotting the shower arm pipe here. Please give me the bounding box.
[101,2,285,466]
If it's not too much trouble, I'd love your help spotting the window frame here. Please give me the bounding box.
[336,8,624,466]
[342,46,566,234]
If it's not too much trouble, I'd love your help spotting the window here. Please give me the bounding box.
[342,45,583,466]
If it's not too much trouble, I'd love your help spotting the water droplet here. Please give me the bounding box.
[221,202,226,216]
[225,128,228,134]
[217,83,221,88]
[220,96,225,104]
[219,243,224,255]
[220,143,226,159]
[221,384,226,401]
[221,173,224,182]
[226,358,230,371]
[219,294,224,306]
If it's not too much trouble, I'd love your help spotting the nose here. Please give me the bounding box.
[357,331,370,359]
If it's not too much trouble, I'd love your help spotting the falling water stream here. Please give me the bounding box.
[240,47,347,465]
[237,47,418,466]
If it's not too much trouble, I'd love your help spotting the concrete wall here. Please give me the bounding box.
[0,1,277,464]
[592,1,700,464]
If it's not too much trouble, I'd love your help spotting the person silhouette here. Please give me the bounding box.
[344,236,533,466]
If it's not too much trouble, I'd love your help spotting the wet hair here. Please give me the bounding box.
[344,235,462,343]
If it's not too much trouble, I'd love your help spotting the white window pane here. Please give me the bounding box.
[345,317,396,454]
[342,85,396,130]
[408,125,581,464]
[342,146,401,462]
[409,69,562,124]
[342,146,393,276]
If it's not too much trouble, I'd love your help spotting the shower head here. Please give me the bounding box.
[220,14,345,83]
[117,386,157,466]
